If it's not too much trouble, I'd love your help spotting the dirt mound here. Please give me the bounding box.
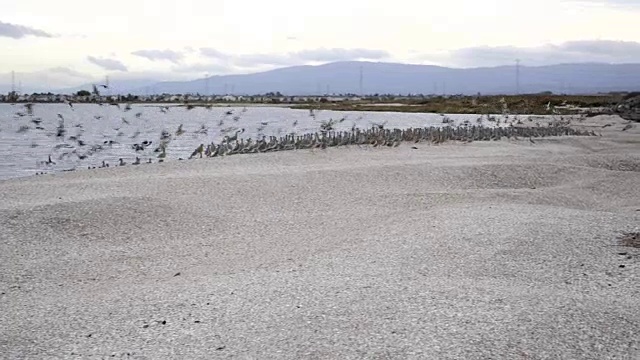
[619,232,640,248]
[616,93,640,122]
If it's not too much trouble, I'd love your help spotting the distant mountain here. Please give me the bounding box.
[7,61,639,96]
[121,61,640,96]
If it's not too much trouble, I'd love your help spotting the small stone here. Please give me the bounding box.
[174,272,181,277]
[619,265,626,268]
[142,324,149,328]
[194,320,201,323]
[161,320,166,325]
[618,252,628,256]
[216,346,225,351]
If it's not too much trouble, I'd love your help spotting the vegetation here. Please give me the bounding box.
[291,94,625,115]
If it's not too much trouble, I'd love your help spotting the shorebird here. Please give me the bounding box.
[45,155,55,165]
[190,144,204,159]
[24,103,34,116]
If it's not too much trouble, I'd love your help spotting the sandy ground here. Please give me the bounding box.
[1,115,639,359]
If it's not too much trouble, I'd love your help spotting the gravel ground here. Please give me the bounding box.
[1,115,639,359]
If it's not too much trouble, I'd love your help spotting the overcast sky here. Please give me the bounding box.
[1,0,640,88]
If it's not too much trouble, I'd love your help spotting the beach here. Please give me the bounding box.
[1,115,639,359]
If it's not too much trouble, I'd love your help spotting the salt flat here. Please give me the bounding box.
[1,115,639,359]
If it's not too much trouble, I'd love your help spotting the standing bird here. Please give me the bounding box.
[190,144,205,159]
[24,103,34,116]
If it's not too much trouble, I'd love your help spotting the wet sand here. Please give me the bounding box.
[1,115,639,359]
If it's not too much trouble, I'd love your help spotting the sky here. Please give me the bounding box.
[1,0,640,90]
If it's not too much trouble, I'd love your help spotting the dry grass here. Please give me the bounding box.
[292,94,624,115]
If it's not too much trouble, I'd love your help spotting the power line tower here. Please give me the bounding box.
[515,59,521,95]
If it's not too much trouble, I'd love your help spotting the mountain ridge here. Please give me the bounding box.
[42,61,640,95]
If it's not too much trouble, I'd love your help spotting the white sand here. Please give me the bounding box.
[1,115,639,359]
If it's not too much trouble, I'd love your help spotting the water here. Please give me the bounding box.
[0,103,512,180]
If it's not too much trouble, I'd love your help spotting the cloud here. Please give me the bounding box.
[199,47,230,60]
[198,47,390,67]
[132,49,184,63]
[0,20,54,39]
[565,0,640,7]
[415,40,640,67]
[294,48,390,62]
[87,56,128,71]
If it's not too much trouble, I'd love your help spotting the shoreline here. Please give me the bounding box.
[1,114,639,358]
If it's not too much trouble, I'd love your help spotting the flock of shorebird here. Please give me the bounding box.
[3,96,597,177]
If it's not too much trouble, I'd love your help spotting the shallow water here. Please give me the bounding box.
[0,103,514,180]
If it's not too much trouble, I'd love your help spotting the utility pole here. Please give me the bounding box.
[11,70,15,95]
[515,59,520,95]
[204,73,209,95]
